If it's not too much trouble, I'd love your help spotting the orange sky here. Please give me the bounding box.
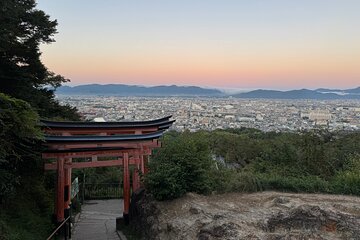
[38,0,360,89]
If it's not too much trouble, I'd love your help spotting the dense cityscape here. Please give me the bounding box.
[58,95,360,132]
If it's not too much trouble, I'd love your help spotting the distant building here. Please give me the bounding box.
[225,115,235,120]
[224,105,234,110]
[93,117,106,122]
[278,117,287,123]
[309,110,331,126]
[237,116,255,122]
[256,114,264,121]
[309,110,331,121]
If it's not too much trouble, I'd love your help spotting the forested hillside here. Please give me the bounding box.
[146,129,360,200]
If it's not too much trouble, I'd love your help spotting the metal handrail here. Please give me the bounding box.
[46,216,71,240]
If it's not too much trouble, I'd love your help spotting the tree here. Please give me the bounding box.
[0,0,80,120]
[0,94,55,239]
[145,133,215,200]
[0,2,78,238]
[0,93,42,202]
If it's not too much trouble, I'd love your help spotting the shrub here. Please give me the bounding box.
[145,133,215,200]
[332,155,360,195]
[258,174,331,193]
[0,93,53,239]
[228,171,262,192]
[145,162,186,200]
[332,172,360,195]
[0,93,42,201]
[146,128,360,200]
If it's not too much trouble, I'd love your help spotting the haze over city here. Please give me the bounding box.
[38,0,360,90]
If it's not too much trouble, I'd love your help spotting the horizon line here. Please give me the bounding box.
[60,83,359,92]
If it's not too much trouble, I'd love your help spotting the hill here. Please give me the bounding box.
[233,88,360,99]
[316,87,360,94]
[57,84,360,99]
[56,84,223,96]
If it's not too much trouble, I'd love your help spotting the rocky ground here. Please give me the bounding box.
[130,191,360,240]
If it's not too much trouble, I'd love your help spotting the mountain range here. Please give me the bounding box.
[234,88,360,99]
[315,87,360,94]
[56,84,222,96]
[56,84,360,99]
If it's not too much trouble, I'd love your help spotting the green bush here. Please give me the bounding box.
[211,167,262,193]
[258,174,331,193]
[145,133,215,200]
[332,155,360,195]
[146,129,360,201]
[0,93,42,201]
[145,162,186,200]
[209,166,235,193]
[0,93,53,239]
[228,171,262,192]
[333,172,360,195]
[0,181,54,240]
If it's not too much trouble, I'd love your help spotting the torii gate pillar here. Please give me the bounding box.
[41,116,175,226]
[55,157,65,222]
[123,152,130,224]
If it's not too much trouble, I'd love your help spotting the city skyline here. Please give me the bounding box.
[38,0,360,89]
[59,95,360,132]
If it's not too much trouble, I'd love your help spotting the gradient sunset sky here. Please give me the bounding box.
[37,0,360,90]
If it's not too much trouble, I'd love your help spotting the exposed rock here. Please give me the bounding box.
[262,205,360,239]
[198,222,240,240]
[130,191,360,240]
[190,206,202,215]
[272,196,290,205]
[129,188,161,239]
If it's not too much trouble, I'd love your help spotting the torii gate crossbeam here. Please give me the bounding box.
[41,116,174,225]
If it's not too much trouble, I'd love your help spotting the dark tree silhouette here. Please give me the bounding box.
[0,0,80,120]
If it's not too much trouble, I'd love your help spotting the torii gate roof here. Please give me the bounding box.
[40,115,174,129]
[41,116,174,159]
[44,130,165,143]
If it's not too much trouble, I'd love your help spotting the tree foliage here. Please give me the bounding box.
[146,129,360,200]
[0,93,42,200]
[145,132,215,200]
[0,92,54,239]
[0,0,80,120]
[0,1,80,238]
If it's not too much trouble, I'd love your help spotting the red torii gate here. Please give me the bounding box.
[41,116,174,224]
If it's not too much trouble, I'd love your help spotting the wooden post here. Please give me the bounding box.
[56,157,65,222]
[143,155,149,174]
[132,152,141,192]
[123,152,130,224]
[132,166,140,192]
[139,154,145,188]
[140,155,145,174]
[64,158,72,209]
[62,133,71,214]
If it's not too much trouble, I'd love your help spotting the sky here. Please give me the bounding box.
[37,0,360,90]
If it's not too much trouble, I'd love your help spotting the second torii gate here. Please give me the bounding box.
[41,116,174,224]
